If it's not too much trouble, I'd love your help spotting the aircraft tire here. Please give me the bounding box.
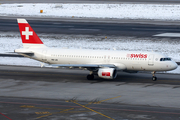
[87,74,94,80]
[152,76,157,81]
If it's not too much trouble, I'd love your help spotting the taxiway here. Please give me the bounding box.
[0,65,180,120]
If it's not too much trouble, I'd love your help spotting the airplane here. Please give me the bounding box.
[15,18,178,81]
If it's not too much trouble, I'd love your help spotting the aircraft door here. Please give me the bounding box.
[42,50,47,62]
[104,55,110,63]
[148,54,154,66]
[104,55,106,63]
[107,55,110,63]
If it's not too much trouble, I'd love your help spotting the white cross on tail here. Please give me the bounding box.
[22,27,33,40]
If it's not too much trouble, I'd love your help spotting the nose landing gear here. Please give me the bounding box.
[151,71,157,81]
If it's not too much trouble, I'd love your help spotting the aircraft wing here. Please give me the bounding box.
[17,52,34,56]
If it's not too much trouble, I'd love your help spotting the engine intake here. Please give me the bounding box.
[98,68,117,79]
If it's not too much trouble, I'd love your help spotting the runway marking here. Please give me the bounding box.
[2,100,180,120]
[21,105,90,118]
[73,101,115,120]
[36,110,90,114]
[0,112,12,120]
[88,96,121,104]
[36,108,74,119]
[21,105,35,108]
[17,102,180,116]
[26,96,120,119]
[153,33,180,37]
[21,105,89,114]
[35,111,50,114]
[0,101,82,108]
[21,105,64,110]
[65,100,78,102]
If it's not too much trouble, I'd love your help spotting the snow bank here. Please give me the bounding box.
[1,4,180,20]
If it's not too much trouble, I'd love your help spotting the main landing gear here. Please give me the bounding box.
[87,74,94,80]
[151,71,157,81]
[87,71,94,80]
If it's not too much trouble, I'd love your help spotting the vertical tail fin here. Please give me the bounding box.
[17,19,46,48]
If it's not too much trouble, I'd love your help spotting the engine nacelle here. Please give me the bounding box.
[98,68,117,79]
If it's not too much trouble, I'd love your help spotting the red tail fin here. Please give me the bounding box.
[17,19,45,48]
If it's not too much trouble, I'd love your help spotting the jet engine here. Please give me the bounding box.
[97,68,117,79]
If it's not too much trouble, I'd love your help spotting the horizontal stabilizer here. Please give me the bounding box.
[14,48,34,56]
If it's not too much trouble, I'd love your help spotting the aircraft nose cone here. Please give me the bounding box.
[171,62,178,70]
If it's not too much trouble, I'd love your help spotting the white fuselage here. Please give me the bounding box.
[19,47,177,72]
[15,18,178,80]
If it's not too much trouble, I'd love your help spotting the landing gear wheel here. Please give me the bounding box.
[152,76,157,81]
[87,74,94,80]
[151,71,157,81]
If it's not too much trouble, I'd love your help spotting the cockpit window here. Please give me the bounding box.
[160,58,171,61]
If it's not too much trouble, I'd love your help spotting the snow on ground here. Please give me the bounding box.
[1,3,180,20]
[0,32,179,73]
